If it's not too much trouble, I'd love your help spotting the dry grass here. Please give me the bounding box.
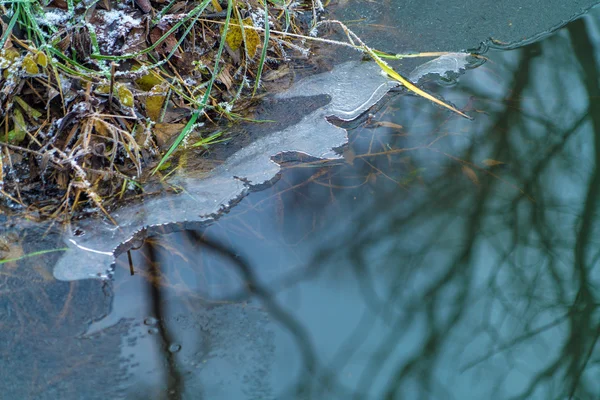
[0,0,324,219]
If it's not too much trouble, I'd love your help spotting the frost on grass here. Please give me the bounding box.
[94,9,143,53]
[35,9,71,27]
[53,61,398,281]
[1,0,323,215]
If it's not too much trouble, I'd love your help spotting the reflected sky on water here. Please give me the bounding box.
[4,4,600,400]
[96,6,600,399]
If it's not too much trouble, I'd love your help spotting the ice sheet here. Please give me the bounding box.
[53,61,398,281]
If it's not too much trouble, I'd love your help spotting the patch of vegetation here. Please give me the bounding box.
[0,0,326,219]
[0,0,470,221]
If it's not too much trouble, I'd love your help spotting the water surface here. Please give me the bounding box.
[93,7,600,399]
[4,3,600,400]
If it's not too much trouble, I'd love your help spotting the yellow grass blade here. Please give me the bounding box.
[370,54,472,120]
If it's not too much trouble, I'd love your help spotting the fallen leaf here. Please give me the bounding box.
[14,96,42,120]
[225,23,244,51]
[95,84,111,94]
[242,18,260,59]
[225,18,260,58]
[22,54,39,75]
[6,108,27,144]
[462,165,479,186]
[482,159,505,167]
[154,123,186,150]
[343,147,355,165]
[262,65,290,81]
[134,0,152,13]
[374,121,403,130]
[35,51,48,67]
[135,70,163,91]
[218,66,234,90]
[150,25,179,56]
[93,119,110,137]
[0,234,24,269]
[146,87,166,122]
[118,85,134,107]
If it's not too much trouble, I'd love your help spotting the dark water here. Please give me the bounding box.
[5,4,600,400]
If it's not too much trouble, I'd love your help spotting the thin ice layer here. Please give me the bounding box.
[53,61,398,281]
[408,52,474,83]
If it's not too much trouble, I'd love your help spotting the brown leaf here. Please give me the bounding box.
[482,159,505,167]
[0,233,24,269]
[135,0,152,13]
[154,123,186,150]
[173,52,196,75]
[150,26,179,56]
[217,66,234,90]
[48,0,68,9]
[374,121,403,130]
[462,165,479,186]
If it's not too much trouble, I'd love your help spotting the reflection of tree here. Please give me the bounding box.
[289,13,600,400]
[99,12,600,400]
[214,11,600,399]
[121,229,323,399]
[145,241,184,399]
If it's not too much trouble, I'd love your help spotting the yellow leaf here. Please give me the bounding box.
[211,0,222,12]
[118,85,134,107]
[225,23,243,51]
[242,18,260,59]
[135,70,163,91]
[22,54,39,75]
[35,51,48,67]
[93,119,110,137]
[95,84,111,94]
[225,18,260,58]
[146,87,166,122]
[2,48,20,63]
[158,160,172,171]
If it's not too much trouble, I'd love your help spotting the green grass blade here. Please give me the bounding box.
[190,130,228,147]
[152,0,234,175]
[153,0,179,24]
[152,112,199,174]
[0,6,19,49]
[0,248,69,265]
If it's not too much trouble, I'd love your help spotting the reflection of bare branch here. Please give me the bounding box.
[145,240,184,399]
[185,231,320,396]
[461,311,570,372]
[7,11,600,399]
